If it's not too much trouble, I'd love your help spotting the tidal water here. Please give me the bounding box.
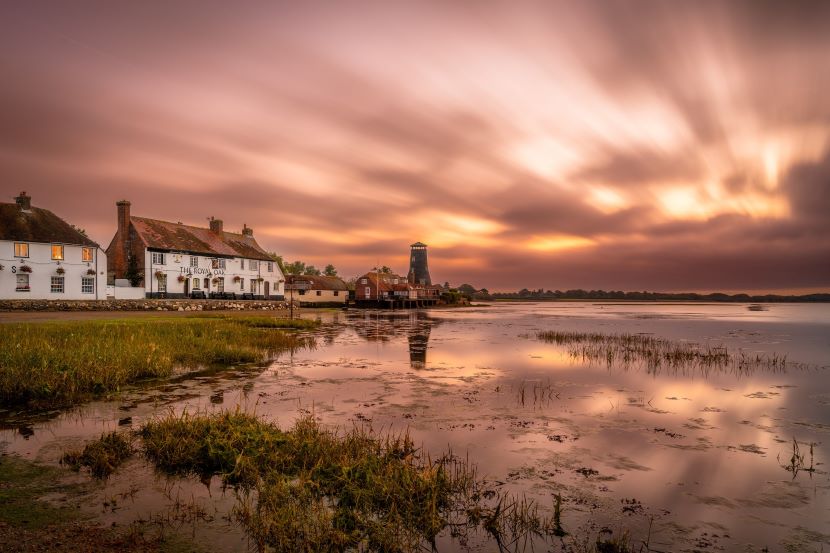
[2,302,828,552]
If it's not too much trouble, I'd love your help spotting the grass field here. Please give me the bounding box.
[0,315,316,407]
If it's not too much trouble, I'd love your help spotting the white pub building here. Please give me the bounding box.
[106,201,284,299]
[0,192,107,300]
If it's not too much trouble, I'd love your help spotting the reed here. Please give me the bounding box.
[536,330,791,375]
[139,410,558,552]
[0,316,314,407]
[61,431,133,479]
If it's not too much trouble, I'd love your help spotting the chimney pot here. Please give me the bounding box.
[15,191,31,211]
[242,224,253,237]
[209,217,224,234]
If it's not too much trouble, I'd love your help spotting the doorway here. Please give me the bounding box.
[264,281,270,298]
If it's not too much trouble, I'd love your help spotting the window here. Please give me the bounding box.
[203,277,209,289]
[239,278,244,290]
[267,262,273,272]
[240,260,246,270]
[299,290,306,296]
[16,274,29,291]
[158,274,167,292]
[51,276,64,293]
[365,286,371,297]
[334,291,339,297]
[51,244,64,260]
[219,259,226,269]
[190,256,199,268]
[192,277,200,289]
[361,278,367,284]
[81,277,95,294]
[250,279,258,293]
[14,243,29,258]
[250,260,259,271]
[82,247,94,262]
[212,259,219,269]
[152,252,166,265]
[217,277,224,293]
[316,290,322,296]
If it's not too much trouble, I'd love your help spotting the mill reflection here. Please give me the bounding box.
[347,310,438,369]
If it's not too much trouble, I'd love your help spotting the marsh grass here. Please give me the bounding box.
[140,410,559,552]
[61,430,134,479]
[0,316,315,407]
[536,330,791,375]
[779,437,817,478]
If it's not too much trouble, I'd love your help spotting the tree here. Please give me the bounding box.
[284,261,306,275]
[323,264,338,277]
[372,265,393,274]
[125,254,142,287]
[303,265,321,276]
[268,253,286,273]
[457,283,477,296]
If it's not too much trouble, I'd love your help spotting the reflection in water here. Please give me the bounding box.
[347,310,437,369]
[1,303,828,552]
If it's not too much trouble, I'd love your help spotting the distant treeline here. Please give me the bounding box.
[469,288,830,303]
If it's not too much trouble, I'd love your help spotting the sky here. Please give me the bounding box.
[1,1,829,293]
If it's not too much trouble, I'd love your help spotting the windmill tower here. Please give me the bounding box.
[408,242,432,286]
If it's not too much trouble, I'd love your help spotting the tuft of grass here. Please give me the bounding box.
[140,410,557,551]
[536,330,791,375]
[0,316,314,407]
[61,431,134,479]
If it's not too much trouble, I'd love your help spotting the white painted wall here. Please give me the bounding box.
[142,251,285,298]
[0,240,107,300]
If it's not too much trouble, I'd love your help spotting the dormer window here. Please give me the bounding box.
[14,243,29,258]
[51,244,64,260]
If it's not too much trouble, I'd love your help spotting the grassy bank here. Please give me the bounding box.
[0,316,316,407]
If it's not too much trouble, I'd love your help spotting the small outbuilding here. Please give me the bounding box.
[285,274,349,306]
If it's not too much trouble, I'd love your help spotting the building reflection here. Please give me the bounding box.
[346,310,437,369]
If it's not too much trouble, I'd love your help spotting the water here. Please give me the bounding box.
[2,302,829,552]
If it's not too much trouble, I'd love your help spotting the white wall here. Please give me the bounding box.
[143,251,285,298]
[0,240,107,300]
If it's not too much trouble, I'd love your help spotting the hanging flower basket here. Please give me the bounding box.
[154,270,165,279]
[256,277,264,282]
[86,269,96,275]
[177,275,186,283]
[56,267,65,275]
[20,265,32,273]
[0,264,4,271]
[233,276,242,282]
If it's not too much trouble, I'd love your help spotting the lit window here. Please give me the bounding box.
[190,256,199,268]
[14,243,29,258]
[16,274,29,291]
[152,252,165,265]
[192,277,200,289]
[81,277,94,294]
[82,247,94,262]
[51,276,64,293]
[212,259,219,269]
[51,244,64,260]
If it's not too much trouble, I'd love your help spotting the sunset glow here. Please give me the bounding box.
[1,1,828,292]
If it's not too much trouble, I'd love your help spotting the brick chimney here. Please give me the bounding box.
[117,200,131,237]
[15,191,31,211]
[242,223,253,237]
[209,217,224,234]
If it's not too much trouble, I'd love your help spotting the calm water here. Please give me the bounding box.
[2,302,829,552]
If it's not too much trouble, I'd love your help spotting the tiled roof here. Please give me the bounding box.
[130,217,274,261]
[360,272,411,292]
[286,274,350,291]
[0,203,99,247]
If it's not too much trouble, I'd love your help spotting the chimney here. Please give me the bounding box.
[242,223,253,237]
[15,191,31,211]
[117,200,131,237]
[209,217,224,234]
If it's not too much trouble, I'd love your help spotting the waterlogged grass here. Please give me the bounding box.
[537,330,790,374]
[61,431,134,479]
[0,316,315,407]
[139,410,560,552]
